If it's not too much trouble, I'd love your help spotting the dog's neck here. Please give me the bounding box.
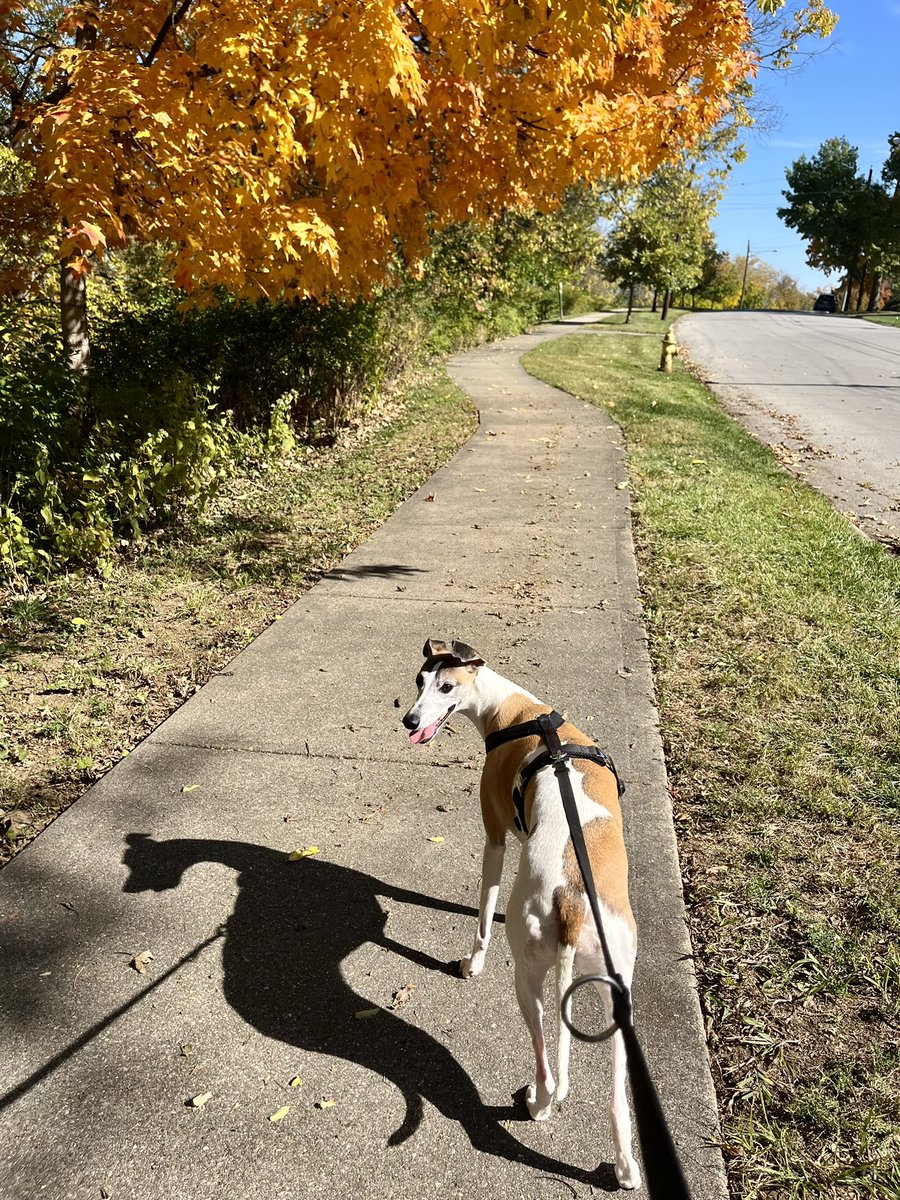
[461,667,541,741]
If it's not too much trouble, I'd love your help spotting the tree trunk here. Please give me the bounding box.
[625,281,634,324]
[661,288,670,321]
[856,268,867,312]
[60,259,91,373]
[651,289,658,313]
[868,274,882,312]
[58,20,96,375]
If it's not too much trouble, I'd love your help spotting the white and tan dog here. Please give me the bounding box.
[403,638,640,1190]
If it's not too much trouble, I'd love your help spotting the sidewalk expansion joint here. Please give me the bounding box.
[152,737,478,771]
[308,592,635,613]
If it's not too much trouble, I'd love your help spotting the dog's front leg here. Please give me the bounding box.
[460,837,505,978]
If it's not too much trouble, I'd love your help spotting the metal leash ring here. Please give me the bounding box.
[561,973,627,1043]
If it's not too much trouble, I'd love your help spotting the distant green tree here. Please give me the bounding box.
[778,138,896,310]
[602,163,715,320]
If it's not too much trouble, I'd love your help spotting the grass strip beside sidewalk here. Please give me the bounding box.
[0,370,476,863]
[523,328,900,1199]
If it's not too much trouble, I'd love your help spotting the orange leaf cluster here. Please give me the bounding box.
[11,0,754,299]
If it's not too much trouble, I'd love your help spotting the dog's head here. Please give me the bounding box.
[402,639,484,746]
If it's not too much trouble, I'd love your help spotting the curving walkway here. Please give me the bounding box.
[0,322,726,1200]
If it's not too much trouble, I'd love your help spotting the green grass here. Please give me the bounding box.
[522,329,900,1199]
[595,307,691,333]
[862,312,900,330]
[0,370,476,857]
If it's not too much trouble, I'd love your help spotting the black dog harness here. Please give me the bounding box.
[484,709,624,835]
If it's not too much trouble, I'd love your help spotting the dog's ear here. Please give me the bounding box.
[450,641,484,668]
[423,638,451,659]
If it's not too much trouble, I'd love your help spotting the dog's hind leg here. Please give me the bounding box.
[513,926,557,1121]
[608,1023,641,1189]
[460,837,505,978]
[554,941,576,1103]
[591,946,640,1190]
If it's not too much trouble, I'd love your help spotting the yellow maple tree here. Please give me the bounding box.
[6,0,755,301]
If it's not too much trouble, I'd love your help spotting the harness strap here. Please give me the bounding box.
[484,709,565,753]
[512,744,625,835]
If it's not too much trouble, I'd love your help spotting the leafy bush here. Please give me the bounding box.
[0,310,237,577]
[2,191,607,582]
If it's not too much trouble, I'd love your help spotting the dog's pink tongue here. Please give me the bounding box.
[409,720,440,746]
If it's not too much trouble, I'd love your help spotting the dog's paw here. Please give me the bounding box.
[526,1082,554,1122]
[459,951,485,979]
[615,1155,641,1191]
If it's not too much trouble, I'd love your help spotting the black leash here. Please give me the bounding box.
[488,710,694,1200]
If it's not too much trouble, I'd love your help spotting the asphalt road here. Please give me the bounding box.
[677,310,900,543]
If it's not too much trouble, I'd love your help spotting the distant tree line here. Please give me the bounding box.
[599,163,813,319]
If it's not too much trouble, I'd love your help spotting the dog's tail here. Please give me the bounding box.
[555,941,577,1102]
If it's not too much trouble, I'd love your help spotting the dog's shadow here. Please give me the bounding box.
[123,834,620,1189]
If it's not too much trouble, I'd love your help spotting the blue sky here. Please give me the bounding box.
[711,1,900,294]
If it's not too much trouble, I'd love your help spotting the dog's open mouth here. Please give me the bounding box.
[409,705,456,746]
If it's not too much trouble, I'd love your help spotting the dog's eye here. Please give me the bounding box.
[439,683,454,694]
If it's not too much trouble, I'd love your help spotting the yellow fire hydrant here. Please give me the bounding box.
[658,328,679,373]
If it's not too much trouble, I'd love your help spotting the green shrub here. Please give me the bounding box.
[2,191,606,582]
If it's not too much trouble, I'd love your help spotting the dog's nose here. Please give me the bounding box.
[402,711,418,731]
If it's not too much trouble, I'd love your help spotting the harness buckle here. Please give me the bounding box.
[536,713,566,763]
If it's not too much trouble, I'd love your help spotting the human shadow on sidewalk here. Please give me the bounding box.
[122,833,619,1190]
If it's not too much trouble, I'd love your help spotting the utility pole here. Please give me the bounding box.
[738,240,750,310]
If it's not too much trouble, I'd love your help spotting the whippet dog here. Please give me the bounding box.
[403,639,641,1189]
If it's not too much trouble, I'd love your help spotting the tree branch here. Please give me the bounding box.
[144,0,197,68]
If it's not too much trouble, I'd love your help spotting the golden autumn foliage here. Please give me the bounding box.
[5,0,754,300]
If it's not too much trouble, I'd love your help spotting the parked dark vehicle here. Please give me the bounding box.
[813,294,837,312]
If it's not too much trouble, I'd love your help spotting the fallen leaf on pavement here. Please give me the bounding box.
[288,846,319,860]
[131,950,153,974]
[187,1092,212,1109]
[289,1076,302,1088]
[181,784,200,794]
[354,1007,380,1019]
[315,1098,336,1109]
[269,1106,290,1124]
[389,984,416,1010]
[427,836,445,844]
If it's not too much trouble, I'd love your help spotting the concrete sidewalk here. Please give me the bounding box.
[0,324,726,1200]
